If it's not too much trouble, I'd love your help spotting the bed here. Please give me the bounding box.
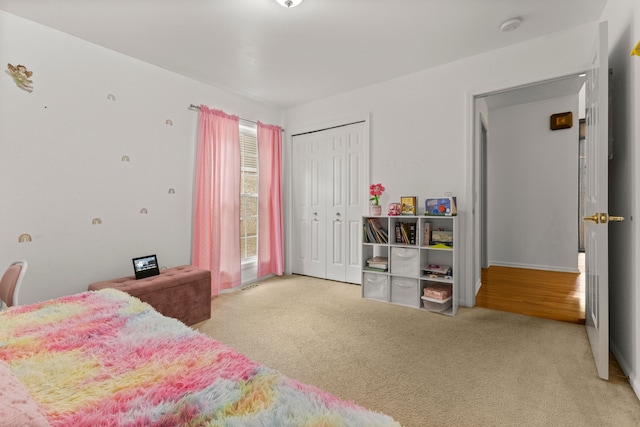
[0,288,399,426]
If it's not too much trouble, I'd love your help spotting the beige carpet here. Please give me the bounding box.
[195,275,640,427]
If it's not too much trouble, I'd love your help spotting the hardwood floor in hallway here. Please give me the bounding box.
[476,256,585,324]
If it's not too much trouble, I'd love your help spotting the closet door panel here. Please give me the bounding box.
[306,135,327,278]
[326,129,347,281]
[292,133,326,278]
[344,123,366,283]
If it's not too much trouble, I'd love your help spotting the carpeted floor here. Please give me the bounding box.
[195,275,640,427]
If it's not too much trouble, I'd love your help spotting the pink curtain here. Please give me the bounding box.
[192,106,241,296]
[257,121,284,277]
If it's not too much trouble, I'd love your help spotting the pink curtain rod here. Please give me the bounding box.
[188,104,284,132]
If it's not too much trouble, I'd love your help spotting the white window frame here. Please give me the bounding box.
[240,121,259,282]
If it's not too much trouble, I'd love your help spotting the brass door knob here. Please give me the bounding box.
[584,213,600,224]
[583,213,625,224]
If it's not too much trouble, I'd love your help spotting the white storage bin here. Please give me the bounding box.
[363,273,388,301]
[391,277,419,308]
[421,296,453,313]
[390,247,419,276]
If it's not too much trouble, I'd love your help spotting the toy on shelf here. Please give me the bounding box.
[425,197,457,216]
[388,203,401,216]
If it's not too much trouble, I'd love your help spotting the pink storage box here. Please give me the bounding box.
[423,283,452,300]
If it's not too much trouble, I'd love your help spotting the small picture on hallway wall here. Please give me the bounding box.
[550,111,573,130]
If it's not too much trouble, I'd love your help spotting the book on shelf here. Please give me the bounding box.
[422,264,452,279]
[394,221,416,245]
[364,218,388,244]
[366,256,388,271]
[367,262,388,268]
[364,225,374,243]
[423,222,432,245]
[394,222,402,242]
[424,274,452,280]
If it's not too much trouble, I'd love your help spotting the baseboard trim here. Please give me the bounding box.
[611,341,640,401]
[489,261,579,274]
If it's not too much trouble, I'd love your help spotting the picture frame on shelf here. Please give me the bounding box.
[400,196,416,215]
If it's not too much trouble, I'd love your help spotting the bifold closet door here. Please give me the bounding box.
[292,123,365,283]
[292,131,327,279]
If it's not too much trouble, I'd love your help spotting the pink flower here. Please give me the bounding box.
[369,183,385,205]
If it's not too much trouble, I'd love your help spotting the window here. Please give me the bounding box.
[240,123,258,263]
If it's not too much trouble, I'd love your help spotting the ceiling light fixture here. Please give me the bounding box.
[499,17,522,33]
[276,0,303,7]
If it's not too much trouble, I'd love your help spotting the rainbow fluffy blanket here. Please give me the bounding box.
[0,289,399,426]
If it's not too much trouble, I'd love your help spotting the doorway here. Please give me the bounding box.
[472,74,586,322]
[476,261,585,323]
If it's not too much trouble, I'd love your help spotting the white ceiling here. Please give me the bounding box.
[0,0,607,108]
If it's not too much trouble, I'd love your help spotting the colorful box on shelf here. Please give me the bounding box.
[431,230,453,243]
[425,197,457,216]
[423,282,452,300]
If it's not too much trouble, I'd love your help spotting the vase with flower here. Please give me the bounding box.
[369,183,385,216]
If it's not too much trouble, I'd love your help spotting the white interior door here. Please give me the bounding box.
[344,123,366,283]
[326,123,366,283]
[292,122,366,283]
[325,127,349,282]
[326,127,347,281]
[583,21,610,380]
[292,132,327,278]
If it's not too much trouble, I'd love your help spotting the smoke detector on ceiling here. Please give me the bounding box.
[500,17,522,32]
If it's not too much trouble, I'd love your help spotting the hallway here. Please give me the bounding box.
[476,255,585,324]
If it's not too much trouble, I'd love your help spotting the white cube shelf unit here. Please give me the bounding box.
[361,215,459,316]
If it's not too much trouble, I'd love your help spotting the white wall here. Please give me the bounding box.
[0,11,281,304]
[487,95,579,272]
[601,0,640,401]
[283,23,599,306]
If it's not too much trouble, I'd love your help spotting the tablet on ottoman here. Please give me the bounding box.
[132,254,160,279]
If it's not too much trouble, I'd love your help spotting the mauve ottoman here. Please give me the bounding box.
[88,265,211,326]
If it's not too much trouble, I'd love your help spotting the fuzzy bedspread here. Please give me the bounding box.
[0,289,399,426]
